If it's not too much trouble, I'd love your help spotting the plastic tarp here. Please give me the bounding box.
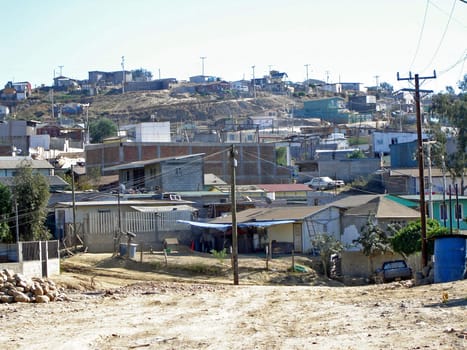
[177,219,295,230]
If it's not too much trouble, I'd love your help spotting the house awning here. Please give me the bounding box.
[177,219,295,230]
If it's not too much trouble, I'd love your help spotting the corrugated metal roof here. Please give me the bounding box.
[103,153,205,172]
[210,206,325,223]
[54,200,193,208]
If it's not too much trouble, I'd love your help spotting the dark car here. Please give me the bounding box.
[375,260,412,283]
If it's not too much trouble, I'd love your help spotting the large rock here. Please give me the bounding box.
[0,268,66,304]
[35,295,50,303]
[14,291,31,303]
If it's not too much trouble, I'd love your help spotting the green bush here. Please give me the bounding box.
[210,248,227,264]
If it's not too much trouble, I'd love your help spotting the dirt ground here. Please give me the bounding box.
[1,247,466,350]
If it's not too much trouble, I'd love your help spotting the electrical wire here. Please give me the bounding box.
[437,49,467,76]
[409,0,431,71]
[421,0,458,74]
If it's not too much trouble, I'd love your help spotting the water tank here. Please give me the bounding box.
[433,235,467,283]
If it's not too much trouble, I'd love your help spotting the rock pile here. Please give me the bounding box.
[0,269,67,303]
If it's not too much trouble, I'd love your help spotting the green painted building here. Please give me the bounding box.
[387,194,467,232]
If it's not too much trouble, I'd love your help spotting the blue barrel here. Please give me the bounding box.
[434,235,467,283]
[119,243,138,258]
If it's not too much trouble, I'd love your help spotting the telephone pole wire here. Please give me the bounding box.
[397,70,436,267]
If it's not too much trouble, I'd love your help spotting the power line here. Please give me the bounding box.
[421,0,457,74]
[409,0,430,70]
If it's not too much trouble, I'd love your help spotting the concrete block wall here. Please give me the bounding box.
[86,142,291,185]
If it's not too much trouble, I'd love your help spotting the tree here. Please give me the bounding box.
[458,73,467,93]
[379,82,393,94]
[353,214,391,273]
[431,92,467,194]
[445,86,455,95]
[390,218,448,259]
[0,183,12,243]
[13,161,51,241]
[276,147,287,166]
[311,233,343,277]
[89,118,117,143]
[347,149,366,159]
[132,68,153,81]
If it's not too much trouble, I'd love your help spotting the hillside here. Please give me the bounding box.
[14,88,304,126]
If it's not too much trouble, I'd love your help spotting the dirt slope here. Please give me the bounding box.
[1,251,466,349]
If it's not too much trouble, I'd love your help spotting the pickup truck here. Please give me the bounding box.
[375,260,412,283]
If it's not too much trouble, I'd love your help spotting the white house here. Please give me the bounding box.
[371,131,428,156]
[120,122,171,142]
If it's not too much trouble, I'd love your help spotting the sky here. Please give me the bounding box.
[1,0,466,93]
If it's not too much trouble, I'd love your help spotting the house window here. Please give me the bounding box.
[391,138,398,145]
[440,203,447,220]
[455,204,463,220]
[229,134,235,141]
[175,167,182,176]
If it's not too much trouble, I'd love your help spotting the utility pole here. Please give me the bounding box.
[15,199,19,243]
[121,56,125,94]
[424,141,436,219]
[374,75,380,89]
[304,64,310,83]
[441,155,447,227]
[251,65,256,100]
[230,145,239,285]
[71,164,77,250]
[200,56,207,76]
[304,64,311,93]
[397,71,436,267]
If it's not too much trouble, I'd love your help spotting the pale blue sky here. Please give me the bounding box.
[1,0,465,92]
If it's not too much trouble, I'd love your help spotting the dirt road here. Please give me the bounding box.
[1,252,466,349]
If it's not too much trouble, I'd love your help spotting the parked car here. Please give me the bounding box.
[375,260,412,283]
[333,179,345,187]
[305,177,344,190]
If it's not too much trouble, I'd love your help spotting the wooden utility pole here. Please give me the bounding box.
[397,71,436,267]
[230,145,239,285]
[71,164,77,250]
